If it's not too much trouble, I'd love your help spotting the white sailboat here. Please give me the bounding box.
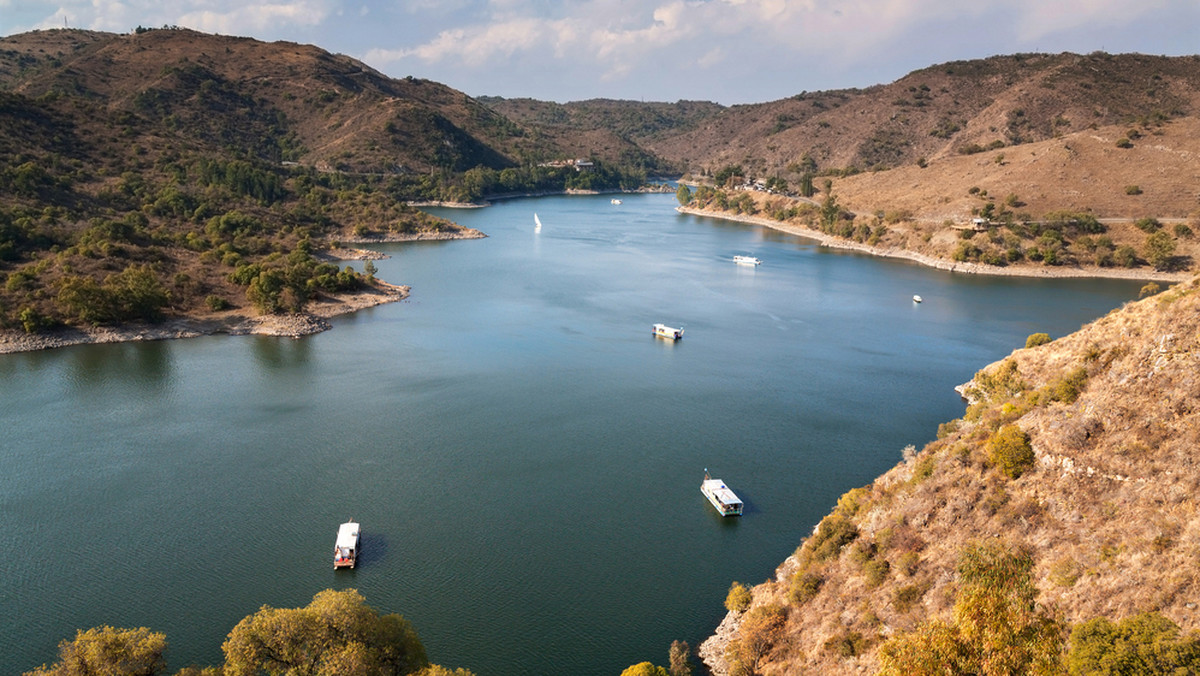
[534,213,542,232]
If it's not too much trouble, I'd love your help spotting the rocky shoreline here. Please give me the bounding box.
[677,207,1194,283]
[0,280,410,355]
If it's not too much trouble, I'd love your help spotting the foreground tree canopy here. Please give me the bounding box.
[25,589,475,676]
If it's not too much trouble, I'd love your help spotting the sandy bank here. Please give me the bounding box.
[677,207,1194,283]
[0,281,410,355]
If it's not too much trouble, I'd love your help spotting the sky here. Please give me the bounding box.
[2,0,1199,105]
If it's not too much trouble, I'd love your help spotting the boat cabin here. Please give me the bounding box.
[653,323,684,340]
[334,521,360,569]
[701,477,744,516]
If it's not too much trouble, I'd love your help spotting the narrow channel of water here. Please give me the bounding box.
[0,193,1147,674]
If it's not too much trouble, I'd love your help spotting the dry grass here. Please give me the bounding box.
[730,277,1200,675]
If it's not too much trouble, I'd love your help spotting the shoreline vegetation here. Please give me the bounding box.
[676,206,1194,283]
[0,228,489,355]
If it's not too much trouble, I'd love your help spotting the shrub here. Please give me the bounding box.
[987,424,1035,479]
[809,512,860,561]
[1124,185,1142,195]
[824,631,870,658]
[1144,230,1177,271]
[788,571,824,606]
[725,582,752,613]
[205,295,232,311]
[1067,612,1200,675]
[1025,332,1051,348]
[1114,245,1138,268]
[1115,137,1132,148]
[1134,217,1161,232]
[893,581,929,612]
[1139,282,1161,298]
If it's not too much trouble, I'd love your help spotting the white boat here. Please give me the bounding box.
[652,323,684,340]
[733,255,761,266]
[334,520,360,569]
[611,198,622,205]
[701,472,743,517]
[534,213,542,232]
[913,295,923,303]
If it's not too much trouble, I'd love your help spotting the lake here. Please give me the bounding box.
[0,193,1148,674]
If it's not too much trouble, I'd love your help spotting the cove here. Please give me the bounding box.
[0,192,1147,675]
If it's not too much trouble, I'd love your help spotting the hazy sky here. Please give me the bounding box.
[3,0,1199,104]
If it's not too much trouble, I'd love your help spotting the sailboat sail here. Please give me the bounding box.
[534,213,542,231]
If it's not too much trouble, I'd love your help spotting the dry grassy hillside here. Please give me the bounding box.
[707,276,1200,674]
[831,117,1200,224]
[648,52,1200,178]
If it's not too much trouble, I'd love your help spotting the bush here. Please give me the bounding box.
[1025,332,1051,348]
[788,571,824,606]
[1116,137,1133,148]
[809,512,860,561]
[1067,612,1200,675]
[725,582,752,613]
[893,582,929,612]
[1124,185,1142,195]
[1134,217,1161,232]
[987,424,1035,479]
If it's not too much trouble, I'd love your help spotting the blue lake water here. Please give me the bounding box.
[0,193,1147,674]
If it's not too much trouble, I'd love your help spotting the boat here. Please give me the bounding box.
[913,295,923,303]
[733,255,761,266]
[534,213,542,232]
[701,471,743,516]
[611,198,622,205]
[652,323,684,340]
[334,520,360,569]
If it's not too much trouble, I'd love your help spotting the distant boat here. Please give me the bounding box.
[652,323,684,340]
[333,520,360,569]
[701,471,743,517]
[733,255,761,266]
[913,295,923,303]
[611,198,622,205]
[534,213,542,232]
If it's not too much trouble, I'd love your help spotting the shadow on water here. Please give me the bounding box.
[354,531,389,568]
[250,335,313,371]
[67,340,172,390]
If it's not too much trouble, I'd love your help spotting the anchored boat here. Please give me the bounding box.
[701,472,743,516]
[334,520,360,569]
[652,323,684,340]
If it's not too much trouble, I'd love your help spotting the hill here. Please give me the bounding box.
[0,27,653,342]
[698,276,1200,674]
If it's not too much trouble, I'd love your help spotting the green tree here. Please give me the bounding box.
[620,662,670,676]
[24,626,167,676]
[878,543,1064,676]
[1067,612,1200,675]
[1144,230,1176,271]
[725,582,753,613]
[675,184,692,206]
[1025,333,1051,348]
[222,588,428,676]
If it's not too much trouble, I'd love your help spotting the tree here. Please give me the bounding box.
[1025,333,1051,348]
[364,259,378,281]
[725,604,786,675]
[24,626,167,676]
[725,582,753,613]
[1067,612,1200,675]
[1144,230,1176,271]
[222,588,428,676]
[668,640,693,676]
[878,543,1064,676]
[675,184,692,206]
[620,662,669,676]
